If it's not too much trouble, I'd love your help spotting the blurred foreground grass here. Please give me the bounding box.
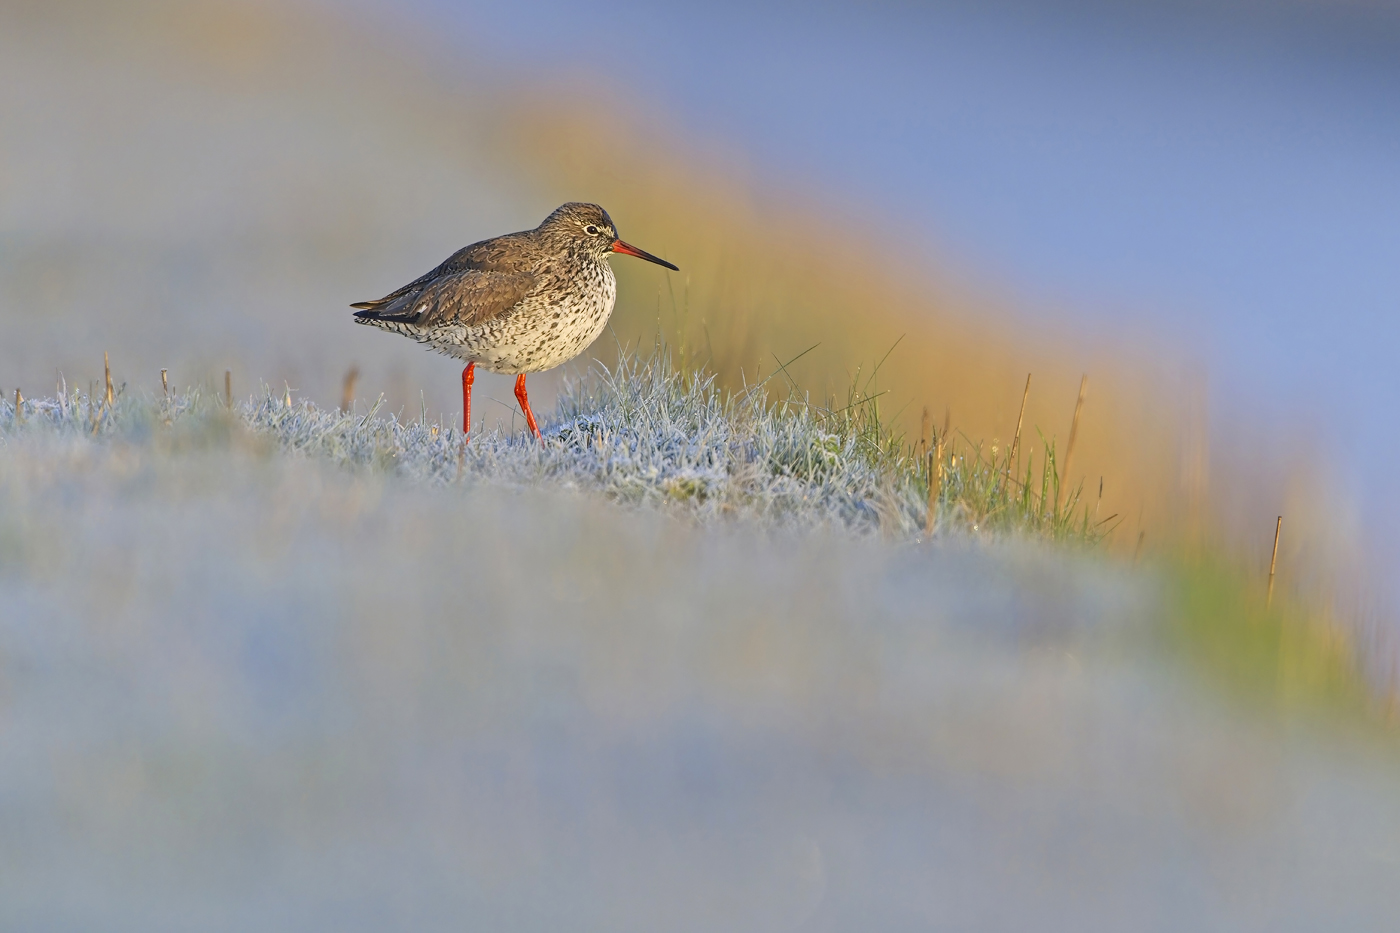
[3,358,1400,930]
[1164,557,1389,725]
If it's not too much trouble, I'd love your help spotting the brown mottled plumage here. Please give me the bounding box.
[352,203,677,439]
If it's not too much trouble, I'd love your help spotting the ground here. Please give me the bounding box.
[2,371,1398,931]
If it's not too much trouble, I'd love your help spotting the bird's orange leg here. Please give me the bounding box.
[461,362,475,437]
[514,373,541,440]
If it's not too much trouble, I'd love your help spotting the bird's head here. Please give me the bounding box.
[540,202,679,271]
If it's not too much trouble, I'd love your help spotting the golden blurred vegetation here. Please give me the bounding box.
[496,92,1213,557]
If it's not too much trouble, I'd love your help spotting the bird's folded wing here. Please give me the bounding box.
[358,270,535,328]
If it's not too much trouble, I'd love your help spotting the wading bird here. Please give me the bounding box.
[352,202,678,439]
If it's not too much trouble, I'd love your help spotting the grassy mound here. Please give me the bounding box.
[252,352,1108,542]
[2,353,1107,543]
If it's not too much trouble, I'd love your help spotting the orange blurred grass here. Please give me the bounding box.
[492,91,1204,556]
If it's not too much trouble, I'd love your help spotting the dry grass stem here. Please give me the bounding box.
[225,370,232,410]
[925,438,944,537]
[1009,372,1031,481]
[341,366,360,414]
[14,388,22,425]
[924,451,935,535]
[160,369,172,425]
[103,351,114,407]
[1267,515,1282,608]
[1059,374,1089,514]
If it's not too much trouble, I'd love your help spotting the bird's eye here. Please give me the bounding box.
[584,224,600,236]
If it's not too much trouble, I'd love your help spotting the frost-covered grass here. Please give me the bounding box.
[0,354,1105,543]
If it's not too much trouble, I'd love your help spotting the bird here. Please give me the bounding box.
[351,202,678,440]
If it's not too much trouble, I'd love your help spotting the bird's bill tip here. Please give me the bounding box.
[611,238,679,271]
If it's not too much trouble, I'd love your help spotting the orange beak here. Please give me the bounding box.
[610,238,679,271]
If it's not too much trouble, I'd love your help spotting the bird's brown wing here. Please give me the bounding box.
[351,232,540,313]
[353,268,534,328]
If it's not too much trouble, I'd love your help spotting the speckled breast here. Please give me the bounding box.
[421,260,617,375]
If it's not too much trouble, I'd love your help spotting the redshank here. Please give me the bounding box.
[351,202,678,439]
